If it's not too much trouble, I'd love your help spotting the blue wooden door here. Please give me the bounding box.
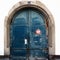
[10,8,48,60]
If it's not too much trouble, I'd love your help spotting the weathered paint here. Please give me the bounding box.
[10,8,48,59]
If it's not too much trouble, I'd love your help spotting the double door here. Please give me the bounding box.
[10,8,48,60]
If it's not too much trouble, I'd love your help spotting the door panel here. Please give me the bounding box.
[31,10,45,25]
[30,25,48,49]
[29,50,48,60]
[29,10,48,59]
[10,25,28,49]
[30,50,48,57]
[10,49,27,56]
[10,10,28,58]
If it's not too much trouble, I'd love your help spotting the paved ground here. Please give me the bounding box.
[0,56,60,60]
[0,58,60,60]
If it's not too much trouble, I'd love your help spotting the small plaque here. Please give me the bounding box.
[25,39,27,44]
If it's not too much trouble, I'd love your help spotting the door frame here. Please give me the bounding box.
[4,1,55,56]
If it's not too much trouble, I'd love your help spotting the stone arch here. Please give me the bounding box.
[4,1,55,56]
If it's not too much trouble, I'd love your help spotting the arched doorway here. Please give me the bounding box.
[10,7,48,59]
[4,1,55,60]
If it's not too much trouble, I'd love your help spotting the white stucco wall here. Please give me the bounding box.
[0,0,60,55]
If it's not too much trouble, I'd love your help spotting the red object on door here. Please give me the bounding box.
[36,29,41,35]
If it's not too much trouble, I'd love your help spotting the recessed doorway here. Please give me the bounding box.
[10,7,49,60]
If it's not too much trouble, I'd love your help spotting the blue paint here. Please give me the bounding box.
[10,8,48,59]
